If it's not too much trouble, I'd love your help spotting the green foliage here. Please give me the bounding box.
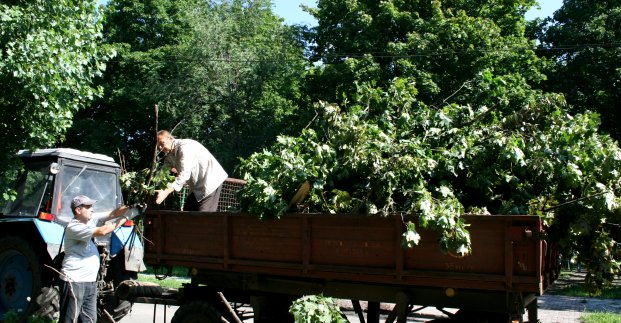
[0,0,113,202]
[158,0,311,171]
[554,282,621,299]
[402,221,421,248]
[62,0,200,171]
[138,273,189,289]
[64,0,310,174]
[581,312,621,323]
[250,0,620,291]
[102,0,196,52]
[306,0,542,103]
[4,310,55,323]
[239,75,621,283]
[119,166,174,205]
[289,295,347,323]
[532,0,621,140]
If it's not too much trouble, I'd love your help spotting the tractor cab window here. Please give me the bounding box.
[1,162,52,217]
[54,164,120,225]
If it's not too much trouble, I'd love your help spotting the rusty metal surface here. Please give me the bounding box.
[143,212,554,296]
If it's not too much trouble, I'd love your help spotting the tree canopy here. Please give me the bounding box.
[532,0,621,140]
[305,0,542,104]
[62,0,311,173]
[238,0,621,291]
[0,0,112,201]
[0,0,619,293]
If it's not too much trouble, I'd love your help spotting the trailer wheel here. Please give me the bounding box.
[453,309,511,322]
[0,236,43,321]
[171,300,222,323]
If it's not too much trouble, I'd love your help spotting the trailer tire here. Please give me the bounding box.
[454,309,510,322]
[0,236,44,321]
[171,300,222,323]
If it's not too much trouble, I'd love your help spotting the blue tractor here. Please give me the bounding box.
[0,149,145,322]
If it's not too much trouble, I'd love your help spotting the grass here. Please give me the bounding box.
[138,273,190,289]
[138,266,191,289]
[551,270,621,299]
[555,284,621,299]
[581,312,621,323]
[142,265,191,277]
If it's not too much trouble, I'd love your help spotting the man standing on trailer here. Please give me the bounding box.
[155,130,228,211]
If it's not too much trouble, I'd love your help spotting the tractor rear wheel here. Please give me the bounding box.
[0,236,44,322]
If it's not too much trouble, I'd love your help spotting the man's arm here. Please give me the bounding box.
[92,205,131,222]
[92,205,130,236]
[102,205,130,221]
[92,216,127,237]
[156,144,194,204]
[170,147,193,191]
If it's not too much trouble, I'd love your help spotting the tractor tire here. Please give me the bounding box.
[171,301,223,323]
[97,294,132,323]
[0,236,44,322]
[33,286,60,320]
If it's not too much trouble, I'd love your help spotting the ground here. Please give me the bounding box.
[121,271,621,322]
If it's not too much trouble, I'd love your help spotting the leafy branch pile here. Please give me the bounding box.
[289,294,346,323]
[119,167,175,205]
[239,75,621,290]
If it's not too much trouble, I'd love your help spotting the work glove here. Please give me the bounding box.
[124,203,147,219]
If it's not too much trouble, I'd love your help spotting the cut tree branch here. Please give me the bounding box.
[541,191,608,212]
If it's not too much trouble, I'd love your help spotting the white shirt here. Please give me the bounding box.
[164,138,228,201]
[61,218,100,282]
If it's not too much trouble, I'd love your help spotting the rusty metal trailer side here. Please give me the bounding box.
[142,211,558,321]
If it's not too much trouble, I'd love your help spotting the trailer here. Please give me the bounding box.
[140,183,559,323]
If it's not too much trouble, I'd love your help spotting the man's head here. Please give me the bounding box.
[71,195,97,222]
[157,130,175,154]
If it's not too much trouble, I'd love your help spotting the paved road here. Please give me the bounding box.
[119,293,621,322]
[534,293,621,323]
[119,272,620,323]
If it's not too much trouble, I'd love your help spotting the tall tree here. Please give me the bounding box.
[0,0,112,201]
[162,0,311,170]
[533,0,621,139]
[61,0,199,171]
[238,0,621,291]
[305,0,541,104]
[64,0,310,173]
[103,0,195,52]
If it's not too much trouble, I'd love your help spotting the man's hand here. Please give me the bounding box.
[93,218,126,237]
[155,188,172,204]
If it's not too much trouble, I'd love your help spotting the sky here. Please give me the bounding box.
[96,0,564,26]
[272,0,565,26]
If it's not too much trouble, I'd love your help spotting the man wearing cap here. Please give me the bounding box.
[154,130,228,211]
[58,195,130,323]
